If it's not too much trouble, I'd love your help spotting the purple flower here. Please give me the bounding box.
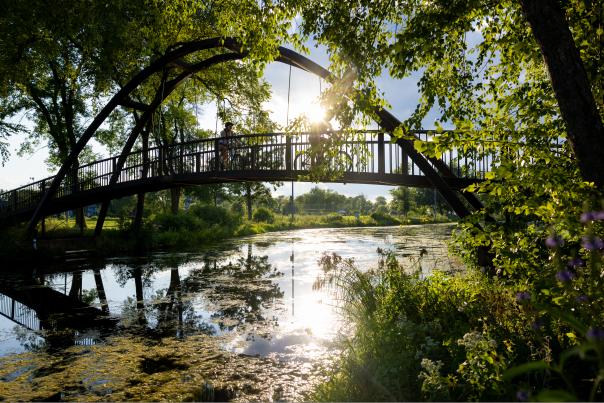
[576,295,589,303]
[568,257,584,267]
[555,270,575,282]
[516,390,529,402]
[580,211,604,222]
[581,212,596,223]
[582,236,604,250]
[586,327,604,341]
[545,235,564,248]
[516,291,531,303]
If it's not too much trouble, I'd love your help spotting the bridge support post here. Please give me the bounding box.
[378,132,385,175]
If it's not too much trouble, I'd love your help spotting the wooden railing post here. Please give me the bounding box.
[378,132,385,174]
[158,148,164,175]
[285,135,292,171]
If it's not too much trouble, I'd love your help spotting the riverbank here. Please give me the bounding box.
[0,209,454,263]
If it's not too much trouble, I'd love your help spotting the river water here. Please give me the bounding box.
[0,224,461,401]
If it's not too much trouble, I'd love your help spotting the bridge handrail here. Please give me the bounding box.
[1,129,538,202]
[0,131,382,198]
[0,129,509,217]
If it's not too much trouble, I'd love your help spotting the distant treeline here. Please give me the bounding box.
[96,184,454,221]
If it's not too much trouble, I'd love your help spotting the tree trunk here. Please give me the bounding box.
[246,183,253,220]
[133,129,149,232]
[133,193,145,232]
[75,207,86,233]
[520,0,604,189]
[69,272,82,300]
[170,187,181,215]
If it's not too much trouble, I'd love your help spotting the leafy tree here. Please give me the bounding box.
[1,0,297,233]
[296,186,347,213]
[285,0,603,187]
[282,0,603,277]
[0,0,175,228]
[390,186,450,216]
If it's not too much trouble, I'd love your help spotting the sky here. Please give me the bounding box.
[0,41,435,201]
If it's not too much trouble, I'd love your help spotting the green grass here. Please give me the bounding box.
[0,210,453,259]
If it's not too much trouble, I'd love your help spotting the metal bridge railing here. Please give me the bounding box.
[0,130,498,217]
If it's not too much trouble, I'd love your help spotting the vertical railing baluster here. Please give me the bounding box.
[214,139,220,171]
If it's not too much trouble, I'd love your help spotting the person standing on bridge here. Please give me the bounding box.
[219,122,234,168]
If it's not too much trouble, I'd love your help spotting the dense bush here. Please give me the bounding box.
[312,244,604,402]
[152,212,203,232]
[189,204,241,228]
[252,207,275,223]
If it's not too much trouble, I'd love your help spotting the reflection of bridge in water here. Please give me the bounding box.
[0,272,115,347]
[0,244,294,351]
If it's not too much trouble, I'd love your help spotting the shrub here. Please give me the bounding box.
[312,252,530,401]
[324,213,344,224]
[189,204,241,227]
[370,211,399,225]
[252,207,275,223]
[152,212,203,232]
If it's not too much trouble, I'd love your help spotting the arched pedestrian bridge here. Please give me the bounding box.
[0,37,493,231]
[0,130,491,225]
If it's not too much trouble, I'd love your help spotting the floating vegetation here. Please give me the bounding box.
[0,334,331,401]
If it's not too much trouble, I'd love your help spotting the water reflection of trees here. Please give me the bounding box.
[114,257,217,338]
[182,244,284,333]
[113,244,284,337]
[3,242,286,350]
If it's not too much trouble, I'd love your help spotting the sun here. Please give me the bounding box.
[304,101,326,123]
